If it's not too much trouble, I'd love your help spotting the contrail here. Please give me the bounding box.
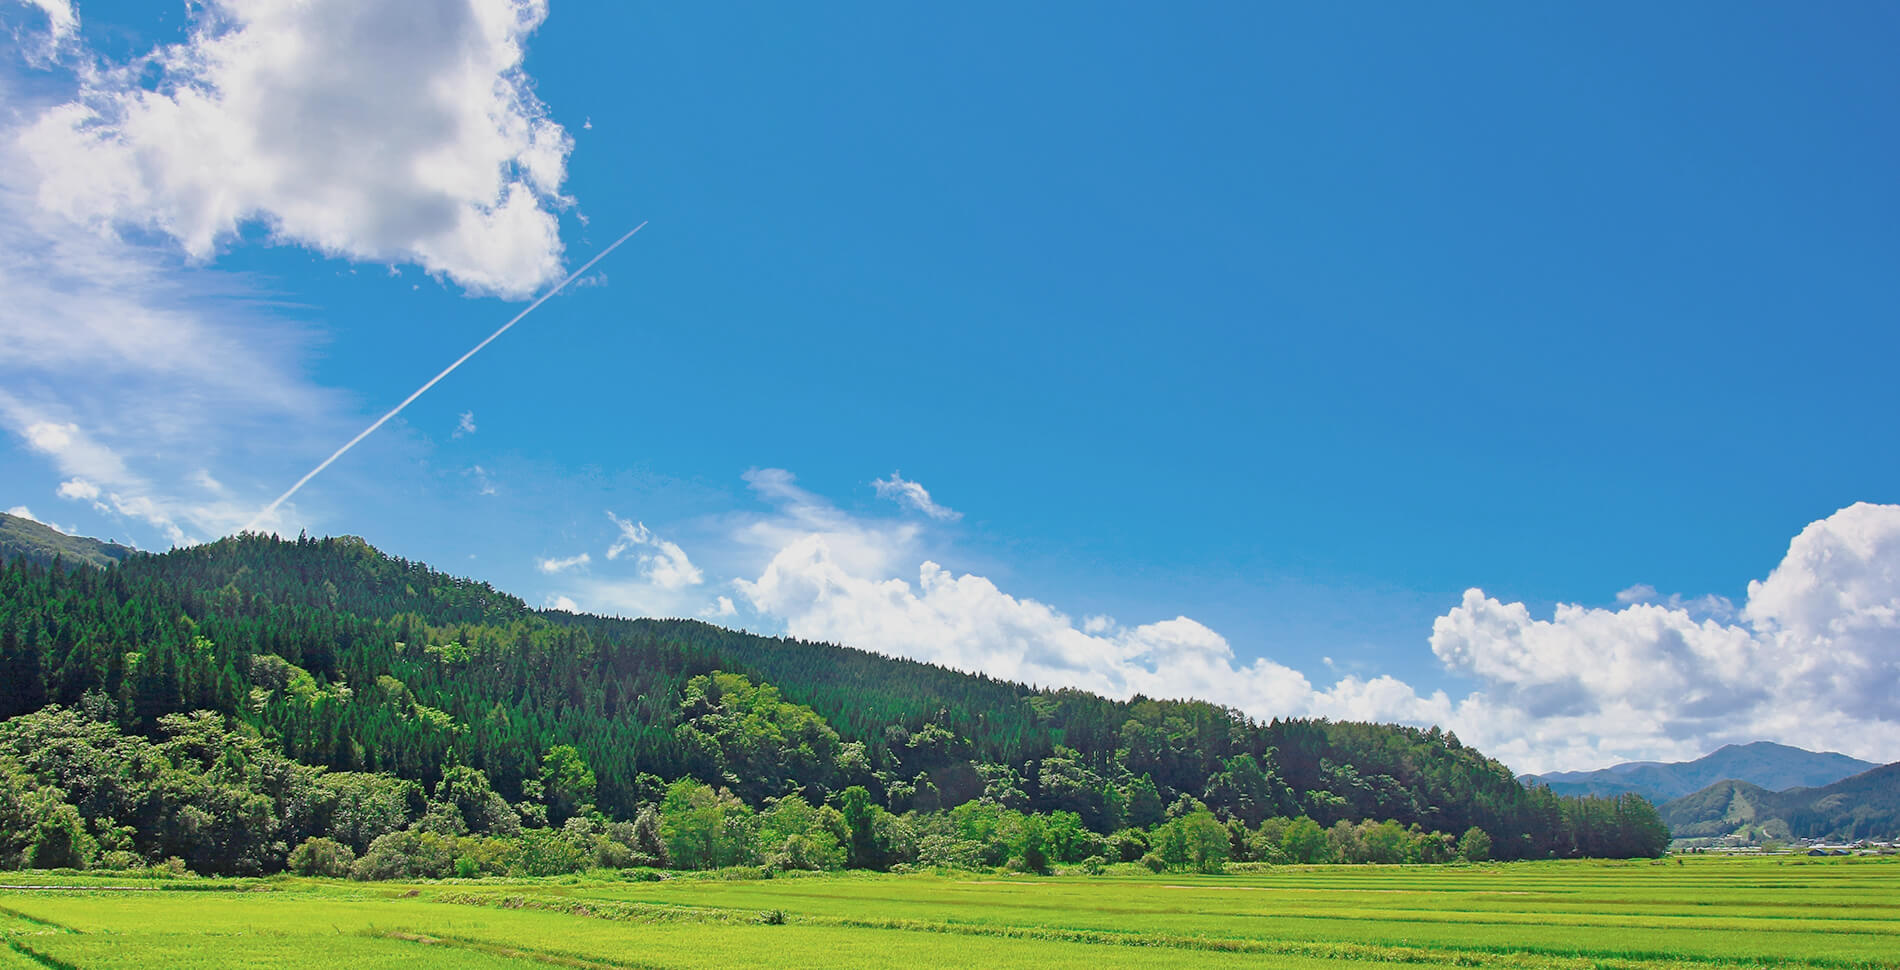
[243,222,648,533]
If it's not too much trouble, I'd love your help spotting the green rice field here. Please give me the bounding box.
[2,856,1895,969]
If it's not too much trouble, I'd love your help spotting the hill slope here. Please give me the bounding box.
[1660,763,1900,841]
[1,531,1668,860]
[0,511,137,570]
[1524,741,1876,803]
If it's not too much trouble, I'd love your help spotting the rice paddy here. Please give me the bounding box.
[2,856,1893,969]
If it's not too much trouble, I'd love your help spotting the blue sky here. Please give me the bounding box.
[2,1,1897,773]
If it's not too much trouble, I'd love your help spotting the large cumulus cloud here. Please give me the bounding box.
[1432,503,1900,771]
[18,0,572,296]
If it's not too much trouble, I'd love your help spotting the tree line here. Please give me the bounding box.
[0,534,1668,875]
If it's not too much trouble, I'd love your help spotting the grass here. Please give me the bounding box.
[1,856,1894,969]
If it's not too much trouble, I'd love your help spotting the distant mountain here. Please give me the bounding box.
[0,511,137,570]
[1660,762,1900,842]
[1522,741,1878,804]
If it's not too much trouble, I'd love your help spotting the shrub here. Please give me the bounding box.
[594,838,635,870]
[288,837,356,877]
[1106,828,1150,863]
[1139,851,1166,873]
[351,830,455,880]
[29,801,97,870]
[513,829,588,877]
[1458,826,1492,863]
[97,850,145,870]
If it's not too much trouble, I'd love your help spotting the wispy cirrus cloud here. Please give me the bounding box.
[0,138,330,544]
[10,0,77,65]
[873,472,961,521]
[541,514,705,619]
[536,552,590,574]
[606,511,702,590]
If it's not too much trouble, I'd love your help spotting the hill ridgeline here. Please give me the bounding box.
[1,528,1669,874]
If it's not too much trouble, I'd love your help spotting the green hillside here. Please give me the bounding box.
[1661,763,1900,841]
[0,511,137,570]
[2,532,1667,875]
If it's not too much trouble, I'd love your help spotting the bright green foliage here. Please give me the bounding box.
[679,671,842,805]
[351,829,457,879]
[1014,812,1050,874]
[1203,753,1295,826]
[1458,825,1492,862]
[514,827,588,876]
[659,778,756,870]
[1148,809,1229,873]
[1282,816,1327,863]
[318,771,419,852]
[1123,773,1165,829]
[539,745,596,825]
[287,836,355,876]
[755,795,846,871]
[1032,747,1111,830]
[425,764,520,837]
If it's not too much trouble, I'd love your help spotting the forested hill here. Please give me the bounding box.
[1660,763,1900,842]
[0,511,137,570]
[1,532,1667,871]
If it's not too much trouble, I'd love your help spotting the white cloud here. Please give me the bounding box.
[536,552,590,574]
[731,526,1435,726]
[17,0,572,297]
[546,512,711,620]
[606,512,702,589]
[455,410,478,437]
[1429,502,1900,771]
[701,595,737,619]
[737,468,920,579]
[728,473,1900,773]
[547,594,578,612]
[730,470,1369,717]
[2,1,575,547]
[5,505,39,522]
[873,472,961,521]
[55,477,98,501]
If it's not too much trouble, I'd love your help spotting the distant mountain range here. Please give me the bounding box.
[0,510,137,570]
[1660,762,1900,843]
[1520,741,1878,804]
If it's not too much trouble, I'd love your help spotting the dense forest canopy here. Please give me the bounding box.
[0,533,1667,875]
